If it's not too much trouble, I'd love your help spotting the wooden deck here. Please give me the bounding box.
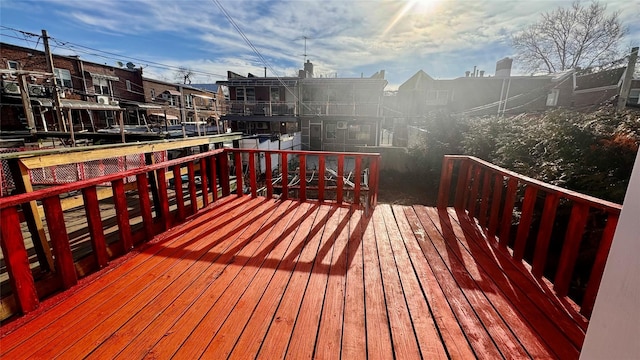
[0,195,585,359]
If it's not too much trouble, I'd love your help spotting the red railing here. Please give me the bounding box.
[0,149,379,318]
[437,155,621,318]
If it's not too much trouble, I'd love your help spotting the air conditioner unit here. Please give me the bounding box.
[28,84,46,97]
[2,81,21,95]
[256,122,268,130]
[336,121,347,130]
[97,95,110,104]
[110,100,119,106]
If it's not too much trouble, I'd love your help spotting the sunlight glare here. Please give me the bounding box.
[382,0,443,37]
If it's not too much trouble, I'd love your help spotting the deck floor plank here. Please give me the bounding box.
[0,197,587,360]
[440,207,582,358]
[339,208,367,360]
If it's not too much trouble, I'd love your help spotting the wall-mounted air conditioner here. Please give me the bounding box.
[256,122,268,130]
[110,100,119,106]
[2,81,21,95]
[336,121,347,129]
[97,95,110,104]
[28,84,47,97]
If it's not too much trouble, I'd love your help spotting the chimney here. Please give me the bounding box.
[304,60,314,78]
[465,71,471,77]
[479,70,485,77]
[495,57,513,78]
[472,66,477,77]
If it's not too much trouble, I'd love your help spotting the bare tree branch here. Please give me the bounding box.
[512,1,627,73]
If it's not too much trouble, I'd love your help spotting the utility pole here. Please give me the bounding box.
[17,74,36,134]
[42,29,73,146]
[617,47,639,112]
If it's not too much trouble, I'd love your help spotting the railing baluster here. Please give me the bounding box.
[265,152,273,199]
[187,161,198,214]
[82,186,109,268]
[437,157,454,209]
[173,164,185,222]
[369,155,379,208]
[454,159,470,209]
[209,155,218,202]
[337,155,344,204]
[0,206,39,313]
[488,174,504,238]
[299,154,306,202]
[513,185,538,261]
[281,152,288,200]
[42,196,77,289]
[498,177,519,247]
[249,151,257,198]
[318,155,325,203]
[200,158,209,206]
[532,193,560,278]
[136,173,154,240]
[156,167,172,230]
[554,202,590,297]
[581,213,619,317]
[235,151,243,196]
[467,166,482,218]
[354,156,362,206]
[478,170,492,228]
[220,152,231,197]
[111,179,132,251]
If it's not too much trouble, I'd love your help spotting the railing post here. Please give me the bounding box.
[337,155,344,204]
[437,156,454,209]
[173,165,186,221]
[555,202,590,297]
[199,158,209,206]
[454,159,470,210]
[111,179,132,251]
[156,167,172,230]
[220,151,231,197]
[136,173,154,241]
[532,193,559,278]
[187,161,198,214]
[299,154,306,202]
[265,152,273,199]
[281,152,288,200]
[82,186,109,268]
[249,151,257,198]
[318,155,325,203]
[209,155,218,202]
[498,177,519,247]
[513,185,538,261]
[478,171,492,228]
[354,156,362,206]
[487,173,504,238]
[42,196,78,289]
[235,151,243,196]
[0,206,39,314]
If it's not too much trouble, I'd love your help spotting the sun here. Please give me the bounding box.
[382,0,444,36]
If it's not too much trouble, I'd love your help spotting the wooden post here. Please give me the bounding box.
[7,159,54,272]
[0,207,39,314]
[42,29,65,137]
[111,179,133,251]
[118,111,125,143]
[42,196,78,289]
[82,186,109,268]
[18,74,36,134]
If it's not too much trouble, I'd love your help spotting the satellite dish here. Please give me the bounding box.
[126,62,136,69]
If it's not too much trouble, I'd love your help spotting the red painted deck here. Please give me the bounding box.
[0,196,585,359]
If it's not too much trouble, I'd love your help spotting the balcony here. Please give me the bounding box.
[0,151,621,359]
[226,101,297,117]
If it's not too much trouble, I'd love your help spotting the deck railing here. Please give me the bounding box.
[0,149,379,319]
[437,155,621,318]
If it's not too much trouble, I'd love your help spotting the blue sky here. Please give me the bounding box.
[1,0,639,89]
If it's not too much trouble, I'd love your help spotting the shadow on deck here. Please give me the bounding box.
[0,195,585,359]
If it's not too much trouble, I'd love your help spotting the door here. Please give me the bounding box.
[310,124,322,150]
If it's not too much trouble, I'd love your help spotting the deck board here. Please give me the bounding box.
[0,198,586,360]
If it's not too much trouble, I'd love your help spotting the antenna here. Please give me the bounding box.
[296,35,313,64]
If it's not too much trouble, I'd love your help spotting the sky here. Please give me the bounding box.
[1,0,639,90]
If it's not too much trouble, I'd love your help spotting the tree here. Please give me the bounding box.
[175,67,194,84]
[512,1,626,73]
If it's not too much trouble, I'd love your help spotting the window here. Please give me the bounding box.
[546,89,559,106]
[7,60,19,70]
[246,87,255,102]
[326,123,337,139]
[629,89,640,105]
[426,90,449,105]
[93,77,110,95]
[168,96,176,106]
[236,88,245,101]
[270,87,280,102]
[54,68,72,88]
[348,124,370,141]
[185,94,193,108]
[126,80,131,91]
[150,88,156,99]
